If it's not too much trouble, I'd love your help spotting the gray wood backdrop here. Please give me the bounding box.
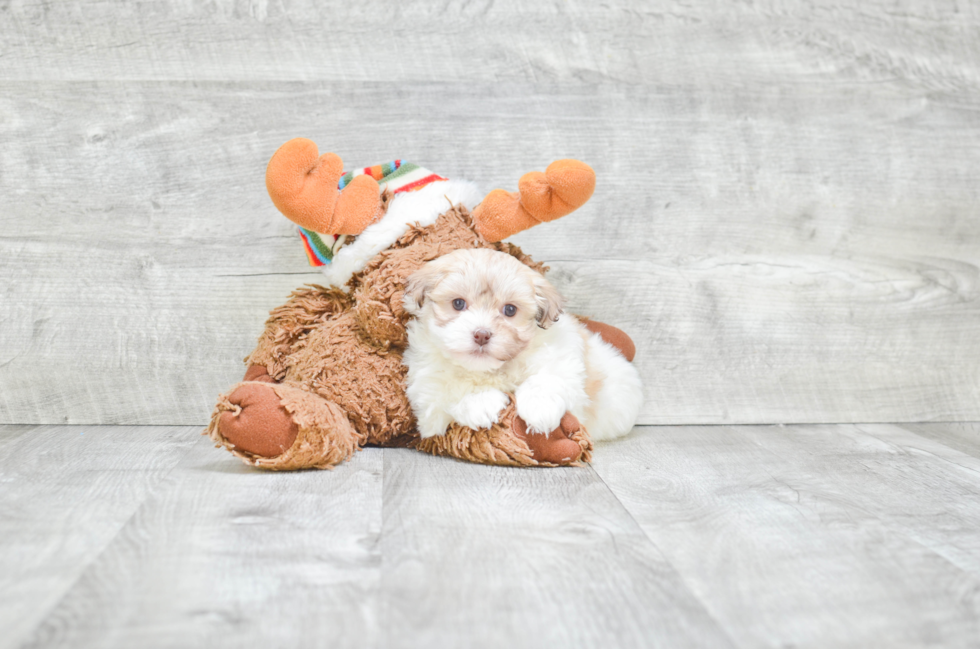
[2,1,979,426]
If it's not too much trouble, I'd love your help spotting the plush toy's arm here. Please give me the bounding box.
[472,159,596,242]
[266,138,383,235]
[415,400,593,467]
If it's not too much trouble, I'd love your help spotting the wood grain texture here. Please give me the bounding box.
[2,2,980,425]
[0,424,197,648]
[591,423,980,648]
[15,435,383,649]
[8,422,980,647]
[2,1,979,86]
[552,257,980,424]
[379,448,733,649]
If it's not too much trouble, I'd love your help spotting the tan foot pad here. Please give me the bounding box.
[217,382,299,458]
[513,412,592,466]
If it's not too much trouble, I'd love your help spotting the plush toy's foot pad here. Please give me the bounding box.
[206,381,364,470]
[513,412,588,465]
[216,383,299,458]
[581,319,636,362]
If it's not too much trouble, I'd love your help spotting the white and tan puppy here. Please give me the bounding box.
[402,248,643,442]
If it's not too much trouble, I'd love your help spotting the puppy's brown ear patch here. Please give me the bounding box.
[403,262,444,315]
[533,272,564,328]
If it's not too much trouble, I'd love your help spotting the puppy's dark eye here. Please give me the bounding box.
[452,298,466,311]
[503,304,517,317]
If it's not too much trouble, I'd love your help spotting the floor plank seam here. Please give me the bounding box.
[15,428,203,646]
[860,424,980,475]
[585,461,742,648]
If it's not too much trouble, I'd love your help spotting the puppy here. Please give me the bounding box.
[402,248,643,442]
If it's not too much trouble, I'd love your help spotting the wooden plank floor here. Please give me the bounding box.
[4,423,980,648]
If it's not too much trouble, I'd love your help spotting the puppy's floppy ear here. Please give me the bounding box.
[403,261,445,316]
[532,272,564,328]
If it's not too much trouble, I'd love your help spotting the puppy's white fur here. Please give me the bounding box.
[402,249,643,441]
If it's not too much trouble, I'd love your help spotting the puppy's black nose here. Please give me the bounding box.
[473,329,492,346]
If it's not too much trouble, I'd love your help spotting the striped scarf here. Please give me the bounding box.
[298,160,447,266]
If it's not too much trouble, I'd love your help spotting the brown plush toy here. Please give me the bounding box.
[206,139,636,469]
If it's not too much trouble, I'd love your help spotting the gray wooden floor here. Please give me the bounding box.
[3,422,980,648]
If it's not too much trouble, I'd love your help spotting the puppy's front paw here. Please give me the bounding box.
[515,387,567,436]
[449,389,510,430]
[417,409,454,439]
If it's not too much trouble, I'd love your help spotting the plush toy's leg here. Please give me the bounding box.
[579,319,636,362]
[265,138,383,235]
[243,364,277,383]
[246,284,351,381]
[414,401,592,467]
[206,380,365,470]
[472,159,596,242]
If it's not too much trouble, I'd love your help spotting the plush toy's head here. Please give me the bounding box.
[265,139,596,288]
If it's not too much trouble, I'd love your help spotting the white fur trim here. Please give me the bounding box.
[320,179,483,288]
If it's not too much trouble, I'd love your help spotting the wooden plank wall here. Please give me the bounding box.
[1,1,979,426]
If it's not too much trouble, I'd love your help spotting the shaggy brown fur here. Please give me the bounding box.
[246,285,350,380]
[415,401,593,467]
[207,204,596,470]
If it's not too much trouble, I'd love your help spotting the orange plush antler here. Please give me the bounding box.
[265,138,383,235]
[472,159,596,242]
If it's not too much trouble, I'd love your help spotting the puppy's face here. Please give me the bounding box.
[404,249,563,372]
